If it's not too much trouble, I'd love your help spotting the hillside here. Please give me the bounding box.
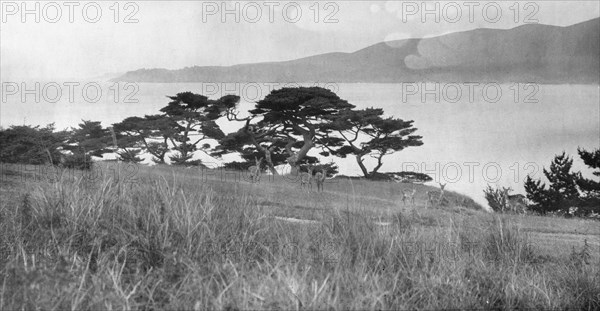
[1,161,599,309]
[114,18,599,84]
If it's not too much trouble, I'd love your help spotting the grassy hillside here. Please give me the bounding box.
[1,162,598,310]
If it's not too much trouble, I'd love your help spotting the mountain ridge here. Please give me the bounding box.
[113,18,600,84]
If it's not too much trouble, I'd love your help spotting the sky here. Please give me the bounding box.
[1,1,599,80]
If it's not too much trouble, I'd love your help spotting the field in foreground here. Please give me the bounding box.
[1,162,599,310]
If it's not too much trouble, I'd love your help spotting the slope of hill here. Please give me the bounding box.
[1,161,599,310]
[114,18,599,84]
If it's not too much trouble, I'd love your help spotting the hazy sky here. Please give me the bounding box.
[1,1,599,80]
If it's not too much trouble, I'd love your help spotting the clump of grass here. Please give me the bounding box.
[19,193,33,234]
[390,211,413,233]
[1,163,599,310]
[556,261,600,309]
[570,239,592,270]
[483,216,536,265]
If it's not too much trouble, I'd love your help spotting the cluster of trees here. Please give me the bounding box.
[1,87,424,178]
[212,87,423,176]
[0,121,113,169]
[485,148,600,217]
[3,86,596,219]
[524,149,600,217]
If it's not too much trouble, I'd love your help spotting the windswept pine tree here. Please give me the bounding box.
[323,108,423,178]
[249,87,352,171]
[158,93,235,165]
[112,115,178,164]
[213,87,349,174]
[212,87,423,176]
[62,120,113,169]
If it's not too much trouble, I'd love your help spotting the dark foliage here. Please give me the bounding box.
[0,124,68,165]
[525,149,600,216]
[159,93,235,165]
[322,108,423,178]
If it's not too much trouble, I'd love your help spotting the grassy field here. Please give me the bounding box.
[1,162,599,310]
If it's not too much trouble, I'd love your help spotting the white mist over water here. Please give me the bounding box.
[1,82,598,209]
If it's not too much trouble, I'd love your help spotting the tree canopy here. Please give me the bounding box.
[323,107,423,177]
[525,149,600,216]
[249,87,353,170]
[158,92,234,165]
[1,86,424,179]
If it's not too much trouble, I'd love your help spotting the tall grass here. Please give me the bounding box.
[0,163,598,310]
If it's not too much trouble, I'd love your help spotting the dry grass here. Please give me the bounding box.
[0,162,598,310]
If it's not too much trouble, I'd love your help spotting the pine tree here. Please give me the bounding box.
[524,152,580,214]
[575,148,600,215]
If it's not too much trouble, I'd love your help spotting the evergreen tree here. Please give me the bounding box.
[0,124,68,165]
[575,148,600,215]
[63,120,112,169]
[524,152,580,214]
[113,115,177,164]
[159,92,232,165]
[524,150,599,216]
[323,108,423,178]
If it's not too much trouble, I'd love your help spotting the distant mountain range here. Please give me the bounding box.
[113,18,599,84]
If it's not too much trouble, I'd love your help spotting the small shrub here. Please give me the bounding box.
[569,239,592,270]
[60,152,93,170]
[483,185,509,212]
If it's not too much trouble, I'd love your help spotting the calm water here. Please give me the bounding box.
[2,82,598,208]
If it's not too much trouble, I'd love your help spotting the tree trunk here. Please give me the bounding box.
[371,153,385,174]
[355,154,369,178]
[263,148,278,175]
[180,122,192,160]
[285,126,315,168]
[245,124,280,175]
[283,122,315,167]
[255,143,279,175]
[159,137,169,163]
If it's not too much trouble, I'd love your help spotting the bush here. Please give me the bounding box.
[222,161,254,171]
[484,185,510,213]
[59,152,93,170]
